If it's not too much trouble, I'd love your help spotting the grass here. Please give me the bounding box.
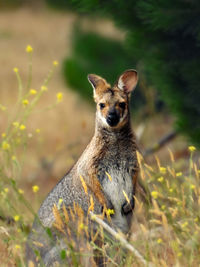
[0,46,199,267]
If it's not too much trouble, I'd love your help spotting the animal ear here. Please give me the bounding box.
[88,74,109,99]
[88,74,105,90]
[117,69,138,93]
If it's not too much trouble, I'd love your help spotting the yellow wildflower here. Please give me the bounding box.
[190,184,195,190]
[0,104,6,111]
[15,244,21,249]
[4,188,9,193]
[176,172,182,177]
[19,124,26,131]
[56,92,63,103]
[188,146,196,152]
[13,67,19,73]
[169,188,174,193]
[1,133,6,138]
[12,155,16,161]
[41,85,48,92]
[2,141,10,151]
[58,198,63,208]
[13,121,19,128]
[106,209,115,216]
[181,221,188,228]
[160,167,166,174]
[29,89,37,95]
[177,252,182,257]
[35,128,41,134]
[18,188,24,194]
[161,205,166,210]
[26,45,33,53]
[22,99,29,107]
[157,238,163,244]
[151,191,159,199]
[32,185,39,193]
[79,223,85,230]
[157,176,164,183]
[14,215,20,222]
[194,217,198,222]
[53,60,59,66]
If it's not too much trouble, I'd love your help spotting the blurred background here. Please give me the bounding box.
[0,0,200,264]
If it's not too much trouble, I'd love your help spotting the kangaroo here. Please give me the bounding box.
[26,70,139,266]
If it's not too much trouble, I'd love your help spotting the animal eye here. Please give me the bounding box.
[119,102,126,109]
[99,103,105,109]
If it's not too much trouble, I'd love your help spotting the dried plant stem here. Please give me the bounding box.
[90,212,154,267]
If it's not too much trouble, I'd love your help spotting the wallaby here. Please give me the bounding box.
[26,70,139,266]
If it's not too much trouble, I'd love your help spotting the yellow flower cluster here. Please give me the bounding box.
[56,92,63,103]
[151,191,159,199]
[12,122,26,131]
[2,141,10,151]
[19,124,26,131]
[26,45,33,53]
[0,104,6,111]
[14,215,20,222]
[12,155,16,161]
[53,61,59,66]
[32,185,39,193]
[190,184,195,190]
[157,238,163,244]
[181,221,188,229]
[13,67,19,73]
[13,121,19,128]
[1,133,6,138]
[18,188,24,194]
[157,176,164,183]
[41,86,48,92]
[160,167,166,174]
[106,209,115,216]
[22,99,29,107]
[29,89,37,95]
[188,146,196,152]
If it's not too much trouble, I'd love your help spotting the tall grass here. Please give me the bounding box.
[0,47,199,266]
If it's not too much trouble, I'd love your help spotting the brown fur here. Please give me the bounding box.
[26,69,139,266]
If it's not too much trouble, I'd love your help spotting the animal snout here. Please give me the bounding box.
[121,197,135,216]
[106,110,120,127]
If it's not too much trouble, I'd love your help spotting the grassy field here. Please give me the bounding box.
[0,6,199,267]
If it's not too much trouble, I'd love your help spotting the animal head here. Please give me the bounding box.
[88,70,138,128]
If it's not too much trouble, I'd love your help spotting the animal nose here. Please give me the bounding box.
[106,110,119,127]
[121,198,135,216]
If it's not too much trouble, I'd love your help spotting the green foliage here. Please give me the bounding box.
[49,0,200,147]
